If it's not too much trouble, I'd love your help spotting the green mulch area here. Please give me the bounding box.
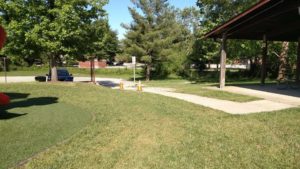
[0,83,92,169]
[0,83,298,169]
[144,79,261,102]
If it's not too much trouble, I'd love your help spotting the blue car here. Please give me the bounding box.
[47,68,74,82]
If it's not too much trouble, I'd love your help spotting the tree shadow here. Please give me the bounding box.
[4,93,30,100]
[0,112,26,120]
[0,93,58,120]
[98,80,119,87]
[228,83,300,98]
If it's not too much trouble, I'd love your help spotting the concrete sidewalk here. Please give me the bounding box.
[207,86,300,106]
[0,76,35,83]
[2,76,298,114]
[141,87,296,114]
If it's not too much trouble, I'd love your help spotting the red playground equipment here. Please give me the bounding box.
[0,25,10,106]
[0,93,10,105]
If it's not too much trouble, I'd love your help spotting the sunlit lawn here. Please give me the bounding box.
[0,83,299,169]
[144,79,261,102]
[4,67,142,79]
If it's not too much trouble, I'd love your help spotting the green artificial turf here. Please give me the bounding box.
[0,83,299,169]
[0,83,91,169]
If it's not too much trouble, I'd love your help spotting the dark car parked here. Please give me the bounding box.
[47,68,74,82]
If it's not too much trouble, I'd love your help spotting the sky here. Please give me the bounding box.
[104,0,197,40]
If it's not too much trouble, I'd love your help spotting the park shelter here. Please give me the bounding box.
[205,0,300,88]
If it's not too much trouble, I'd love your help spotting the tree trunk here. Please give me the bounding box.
[249,58,254,76]
[296,37,300,82]
[146,64,151,81]
[261,35,268,85]
[90,57,95,83]
[50,55,58,82]
[277,41,289,81]
[48,0,57,82]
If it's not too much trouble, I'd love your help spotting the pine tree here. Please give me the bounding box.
[122,0,184,81]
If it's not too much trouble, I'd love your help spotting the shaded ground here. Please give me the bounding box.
[231,83,300,98]
[209,84,300,106]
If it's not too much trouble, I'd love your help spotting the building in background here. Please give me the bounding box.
[78,59,107,69]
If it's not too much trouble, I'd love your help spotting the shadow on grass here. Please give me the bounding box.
[98,81,119,87]
[0,93,58,120]
[229,83,300,98]
[4,93,30,100]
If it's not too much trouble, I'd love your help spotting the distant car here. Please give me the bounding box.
[47,68,74,82]
[113,62,124,66]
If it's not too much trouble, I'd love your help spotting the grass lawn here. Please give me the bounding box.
[3,67,142,79]
[0,83,299,168]
[144,79,261,102]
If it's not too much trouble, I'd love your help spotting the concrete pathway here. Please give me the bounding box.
[140,87,296,114]
[207,86,300,106]
[0,76,35,83]
[113,82,298,114]
[1,76,298,114]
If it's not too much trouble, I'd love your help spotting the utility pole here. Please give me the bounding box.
[132,56,136,84]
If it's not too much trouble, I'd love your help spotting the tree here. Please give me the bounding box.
[100,27,119,63]
[196,0,263,77]
[0,0,108,81]
[0,0,44,66]
[277,42,289,81]
[122,0,185,81]
[177,7,214,75]
[197,0,258,27]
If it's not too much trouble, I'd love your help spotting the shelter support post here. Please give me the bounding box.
[296,37,300,82]
[219,34,227,89]
[261,35,268,85]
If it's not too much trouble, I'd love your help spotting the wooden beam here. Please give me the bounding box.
[296,37,300,82]
[261,35,268,85]
[226,2,297,36]
[219,34,227,89]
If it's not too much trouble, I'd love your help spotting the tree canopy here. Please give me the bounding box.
[0,0,297,82]
[122,0,190,80]
[0,0,112,80]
